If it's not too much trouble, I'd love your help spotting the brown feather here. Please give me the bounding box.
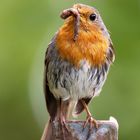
[44,48,58,120]
[75,98,92,115]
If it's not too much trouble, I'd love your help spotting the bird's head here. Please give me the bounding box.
[60,4,110,41]
[56,4,114,67]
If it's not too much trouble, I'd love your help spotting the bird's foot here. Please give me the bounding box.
[83,115,98,131]
[57,115,69,140]
[59,115,69,132]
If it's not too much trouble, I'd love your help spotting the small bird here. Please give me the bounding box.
[44,3,115,130]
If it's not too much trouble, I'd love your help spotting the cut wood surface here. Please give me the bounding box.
[41,117,118,140]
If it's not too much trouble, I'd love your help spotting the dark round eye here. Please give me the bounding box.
[89,14,96,21]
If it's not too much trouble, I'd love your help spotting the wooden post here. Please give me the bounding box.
[41,117,118,140]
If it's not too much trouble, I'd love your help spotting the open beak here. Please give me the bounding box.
[60,8,80,41]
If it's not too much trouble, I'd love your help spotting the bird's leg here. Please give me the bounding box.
[81,100,98,131]
[60,99,67,128]
[59,99,69,131]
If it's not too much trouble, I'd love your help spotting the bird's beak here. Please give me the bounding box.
[60,8,80,41]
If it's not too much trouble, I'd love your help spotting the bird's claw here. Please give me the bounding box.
[59,116,69,133]
[83,115,98,131]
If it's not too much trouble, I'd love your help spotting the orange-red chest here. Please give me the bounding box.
[56,21,109,67]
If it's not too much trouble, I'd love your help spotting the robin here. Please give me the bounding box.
[44,3,115,131]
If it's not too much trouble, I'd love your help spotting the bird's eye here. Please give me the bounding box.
[89,14,96,21]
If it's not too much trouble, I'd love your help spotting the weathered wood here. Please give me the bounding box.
[41,117,118,140]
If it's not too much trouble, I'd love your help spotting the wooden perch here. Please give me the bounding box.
[41,117,118,140]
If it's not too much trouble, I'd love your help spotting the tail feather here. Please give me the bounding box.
[74,98,92,115]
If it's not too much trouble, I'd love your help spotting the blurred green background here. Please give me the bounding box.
[0,0,140,139]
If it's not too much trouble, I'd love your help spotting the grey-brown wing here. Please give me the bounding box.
[44,41,58,120]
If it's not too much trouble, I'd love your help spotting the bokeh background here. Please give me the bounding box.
[0,0,140,139]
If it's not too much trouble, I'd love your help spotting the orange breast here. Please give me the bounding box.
[56,19,109,67]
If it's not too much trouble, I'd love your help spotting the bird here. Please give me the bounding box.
[44,3,115,131]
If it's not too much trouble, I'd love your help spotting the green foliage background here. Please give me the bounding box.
[0,0,140,139]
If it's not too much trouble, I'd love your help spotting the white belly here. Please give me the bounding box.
[47,60,109,101]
